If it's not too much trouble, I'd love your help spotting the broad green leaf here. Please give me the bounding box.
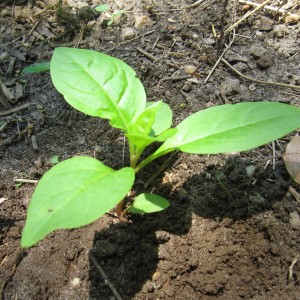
[133,101,162,135]
[128,193,169,214]
[155,102,300,155]
[94,4,109,12]
[22,62,50,74]
[155,128,177,142]
[147,101,172,136]
[50,47,146,131]
[21,156,135,248]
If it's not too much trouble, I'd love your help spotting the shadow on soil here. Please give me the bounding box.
[88,156,289,299]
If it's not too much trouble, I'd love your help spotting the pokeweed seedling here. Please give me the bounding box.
[21,47,300,248]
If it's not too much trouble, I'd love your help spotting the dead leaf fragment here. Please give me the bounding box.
[283,135,300,184]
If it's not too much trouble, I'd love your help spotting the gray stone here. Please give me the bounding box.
[273,24,287,38]
[225,50,248,63]
[256,54,273,69]
[220,78,241,96]
[121,27,135,40]
[250,45,268,59]
[203,37,215,45]
[289,211,300,229]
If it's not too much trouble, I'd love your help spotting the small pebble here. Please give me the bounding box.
[31,135,38,150]
[0,52,9,61]
[34,157,43,169]
[234,62,248,72]
[71,277,80,287]
[134,15,151,29]
[152,271,161,281]
[167,18,176,23]
[156,231,171,243]
[273,24,287,38]
[147,284,155,293]
[283,13,300,24]
[0,9,11,17]
[184,65,197,75]
[289,211,300,229]
[182,82,192,92]
[245,165,256,178]
[77,136,85,145]
[225,50,248,63]
[94,145,102,153]
[249,194,265,204]
[256,55,273,69]
[249,84,256,91]
[205,173,212,180]
[250,45,267,59]
[121,27,135,40]
[203,37,215,45]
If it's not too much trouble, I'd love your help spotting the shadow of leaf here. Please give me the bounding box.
[89,155,289,299]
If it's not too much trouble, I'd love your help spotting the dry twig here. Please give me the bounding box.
[14,179,38,184]
[225,0,272,35]
[288,186,300,204]
[204,31,236,83]
[217,0,229,55]
[105,30,155,53]
[136,47,157,61]
[239,0,290,15]
[0,103,31,116]
[288,255,299,283]
[221,58,300,90]
[89,252,123,300]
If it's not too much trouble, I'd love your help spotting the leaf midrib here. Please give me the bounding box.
[171,112,299,148]
[31,168,116,242]
[63,52,129,131]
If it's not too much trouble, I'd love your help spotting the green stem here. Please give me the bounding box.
[129,142,142,169]
[135,148,174,173]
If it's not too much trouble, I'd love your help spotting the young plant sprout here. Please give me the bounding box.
[21,47,300,248]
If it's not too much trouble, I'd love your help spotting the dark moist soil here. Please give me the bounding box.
[1,0,300,299]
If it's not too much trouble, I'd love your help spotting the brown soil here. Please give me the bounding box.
[1,0,300,299]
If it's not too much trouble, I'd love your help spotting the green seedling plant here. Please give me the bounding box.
[21,47,300,248]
